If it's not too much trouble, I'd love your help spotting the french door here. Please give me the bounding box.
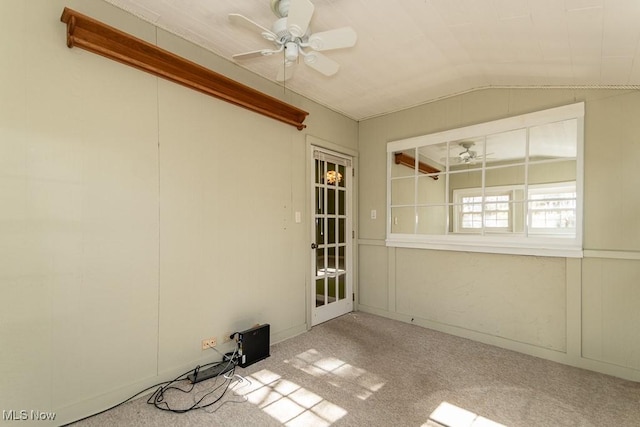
[311,147,353,326]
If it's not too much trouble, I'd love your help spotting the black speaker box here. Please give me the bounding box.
[238,323,270,368]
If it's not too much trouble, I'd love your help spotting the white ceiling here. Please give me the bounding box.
[104,0,640,121]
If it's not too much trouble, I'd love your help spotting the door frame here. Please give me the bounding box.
[306,135,358,328]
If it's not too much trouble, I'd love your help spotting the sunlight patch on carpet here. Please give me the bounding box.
[232,369,347,426]
[425,402,506,427]
[284,349,385,400]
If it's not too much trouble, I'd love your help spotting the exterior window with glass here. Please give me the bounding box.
[386,102,584,257]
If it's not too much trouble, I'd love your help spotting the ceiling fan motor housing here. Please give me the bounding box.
[271,0,290,18]
[272,17,309,43]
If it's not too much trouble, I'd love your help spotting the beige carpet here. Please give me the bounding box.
[69,312,640,426]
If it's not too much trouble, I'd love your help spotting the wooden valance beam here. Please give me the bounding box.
[394,152,440,180]
[60,7,308,130]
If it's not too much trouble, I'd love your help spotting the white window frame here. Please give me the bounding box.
[453,181,577,235]
[527,182,577,235]
[453,186,515,234]
[386,102,584,258]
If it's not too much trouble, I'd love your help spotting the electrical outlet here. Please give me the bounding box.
[223,332,233,343]
[201,337,216,350]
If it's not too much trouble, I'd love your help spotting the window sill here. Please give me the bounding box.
[386,234,583,258]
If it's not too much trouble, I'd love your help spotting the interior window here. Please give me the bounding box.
[386,102,584,257]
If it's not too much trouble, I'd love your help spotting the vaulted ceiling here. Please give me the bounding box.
[104,0,640,121]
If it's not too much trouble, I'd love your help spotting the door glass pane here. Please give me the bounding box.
[326,162,338,186]
[316,247,325,275]
[327,188,336,214]
[338,275,346,300]
[338,164,346,188]
[315,159,324,184]
[328,218,336,243]
[338,218,346,243]
[315,278,325,307]
[338,246,345,271]
[338,190,345,215]
[327,246,336,273]
[315,218,324,245]
[316,187,324,214]
[328,277,336,302]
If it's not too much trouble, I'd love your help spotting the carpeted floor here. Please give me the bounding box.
[69,312,640,426]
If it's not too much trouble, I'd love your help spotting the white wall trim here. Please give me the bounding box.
[385,238,583,258]
[583,250,640,260]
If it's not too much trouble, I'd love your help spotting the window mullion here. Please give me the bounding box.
[481,136,486,236]
[445,141,450,235]
[413,147,419,234]
[524,127,530,238]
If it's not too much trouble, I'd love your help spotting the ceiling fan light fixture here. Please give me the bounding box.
[285,42,299,61]
[459,151,472,161]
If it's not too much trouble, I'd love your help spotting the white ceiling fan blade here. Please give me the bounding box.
[287,0,314,38]
[228,13,277,41]
[303,51,339,77]
[232,49,276,60]
[308,27,357,51]
[276,62,296,82]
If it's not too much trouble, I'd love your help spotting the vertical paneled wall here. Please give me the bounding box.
[0,0,358,424]
[358,88,640,382]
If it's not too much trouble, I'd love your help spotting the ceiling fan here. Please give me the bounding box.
[458,142,479,164]
[228,0,357,81]
[447,142,492,165]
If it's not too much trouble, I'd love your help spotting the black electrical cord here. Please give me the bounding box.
[61,370,188,426]
[63,345,241,425]
[146,346,240,413]
[148,365,235,413]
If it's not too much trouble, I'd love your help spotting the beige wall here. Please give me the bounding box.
[0,0,357,424]
[359,88,640,382]
[3,0,640,424]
